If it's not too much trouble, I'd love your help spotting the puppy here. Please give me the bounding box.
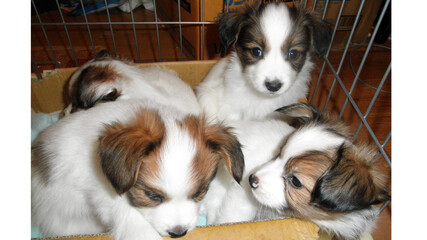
[64,50,200,116]
[248,103,390,239]
[196,1,331,121]
[32,70,244,239]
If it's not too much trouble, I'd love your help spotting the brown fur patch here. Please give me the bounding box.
[284,150,339,220]
[70,64,122,113]
[31,138,55,184]
[179,115,244,201]
[99,109,165,195]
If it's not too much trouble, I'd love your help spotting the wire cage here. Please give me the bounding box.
[31,0,391,238]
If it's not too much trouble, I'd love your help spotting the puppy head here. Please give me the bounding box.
[66,50,132,114]
[249,103,390,220]
[218,1,331,95]
[99,110,243,237]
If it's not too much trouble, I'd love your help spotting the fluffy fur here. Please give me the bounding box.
[31,59,245,240]
[248,103,390,239]
[195,1,331,121]
[64,50,200,116]
[202,103,390,239]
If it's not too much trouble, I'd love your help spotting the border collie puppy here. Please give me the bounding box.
[196,1,331,121]
[32,58,244,239]
[248,103,390,239]
[64,50,200,116]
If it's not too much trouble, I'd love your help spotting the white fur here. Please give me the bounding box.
[200,119,295,224]
[196,4,313,122]
[65,59,200,116]
[32,88,202,239]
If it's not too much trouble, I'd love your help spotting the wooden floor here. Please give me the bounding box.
[32,6,391,240]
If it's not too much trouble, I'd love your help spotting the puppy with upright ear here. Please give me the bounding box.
[248,103,390,239]
[196,1,332,122]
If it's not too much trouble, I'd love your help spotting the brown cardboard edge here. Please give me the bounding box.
[32,218,332,240]
[31,60,217,113]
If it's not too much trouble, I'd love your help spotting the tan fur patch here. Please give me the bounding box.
[99,109,165,195]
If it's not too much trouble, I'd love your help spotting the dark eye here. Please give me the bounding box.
[145,191,165,203]
[251,47,263,58]
[288,49,300,61]
[289,175,302,189]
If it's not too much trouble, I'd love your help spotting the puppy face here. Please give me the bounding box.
[249,103,390,221]
[99,110,243,237]
[218,2,331,95]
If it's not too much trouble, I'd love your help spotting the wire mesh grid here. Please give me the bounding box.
[31,0,391,221]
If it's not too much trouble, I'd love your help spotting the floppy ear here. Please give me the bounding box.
[70,64,121,113]
[98,110,165,194]
[311,144,390,212]
[307,14,332,58]
[276,103,324,126]
[217,0,262,53]
[204,124,244,183]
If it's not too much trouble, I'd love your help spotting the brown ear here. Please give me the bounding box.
[70,64,122,113]
[98,110,165,194]
[204,124,244,183]
[312,144,390,212]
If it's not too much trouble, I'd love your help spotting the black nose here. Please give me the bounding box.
[249,174,259,189]
[265,80,282,92]
[168,226,188,238]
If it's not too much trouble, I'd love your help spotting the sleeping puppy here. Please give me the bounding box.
[248,103,390,239]
[196,1,331,121]
[32,65,244,239]
[63,50,200,116]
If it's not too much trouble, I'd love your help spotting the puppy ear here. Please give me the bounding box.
[276,103,323,126]
[307,15,332,58]
[70,64,121,113]
[98,110,165,194]
[217,1,262,53]
[292,5,332,58]
[311,144,390,212]
[204,124,244,183]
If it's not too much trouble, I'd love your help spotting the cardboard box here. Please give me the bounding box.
[31,61,336,240]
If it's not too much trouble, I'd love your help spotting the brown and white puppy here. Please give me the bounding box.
[32,77,244,239]
[64,50,200,116]
[196,1,331,121]
[248,103,390,239]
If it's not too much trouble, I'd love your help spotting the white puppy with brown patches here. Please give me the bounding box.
[196,1,331,122]
[248,103,390,239]
[32,72,244,239]
[63,50,200,116]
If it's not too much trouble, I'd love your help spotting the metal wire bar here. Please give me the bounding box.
[55,0,79,66]
[352,63,391,141]
[31,21,216,26]
[380,131,392,168]
[104,0,118,55]
[378,200,391,215]
[177,0,184,60]
[128,0,141,62]
[311,0,318,13]
[303,0,308,9]
[31,54,43,80]
[324,58,391,163]
[202,0,205,60]
[310,0,345,104]
[338,0,391,119]
[79,0,96,56]
[31,0,61,69]
[322,0,366,111]
[322,0,330,20]
[153,0,162,61]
